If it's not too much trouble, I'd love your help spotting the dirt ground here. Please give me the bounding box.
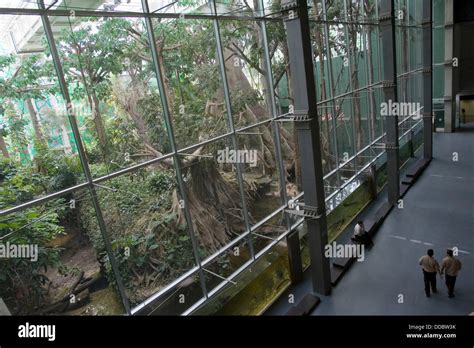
[45,226,101,303]
[43,224,124,315]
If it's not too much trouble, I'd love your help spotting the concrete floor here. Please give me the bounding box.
[266,126,474,315]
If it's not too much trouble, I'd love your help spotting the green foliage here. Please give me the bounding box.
[0,158,66,314]
[139,91,171,152]
[0,0,290,311]
[52,18,134,102]
[148,171,176,194]
[77,168,198,304]
[2,103,28,159]
[0,157,43,206]
[0,144,84,313]
[0,54,50,100]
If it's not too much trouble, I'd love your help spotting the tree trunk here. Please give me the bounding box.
[402,8,409,102]
[60,124,72,153]
[365,10,377,141]
[90,89,107,149]
[26,98,46,146]
[348,11,363,159]
[0,133,9,158]
[157,43,175,115]
[50,96,73,153]
[77,62,107,149]
[253,7,273,119]
[313,7,333,173]
[280,42,302,190]
[113,78,155,151]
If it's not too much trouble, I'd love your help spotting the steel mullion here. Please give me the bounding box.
[0,6,276,21]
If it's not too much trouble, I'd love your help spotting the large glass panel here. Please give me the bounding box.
[219,18,273,129]
[48,15,172,178]
[0,15,85,211]
[93,162,199,313]
[0,0,437,317]
[158,17,229,150]
[177,137,247,259]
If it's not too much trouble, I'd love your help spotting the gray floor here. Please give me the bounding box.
[266,125,474,315]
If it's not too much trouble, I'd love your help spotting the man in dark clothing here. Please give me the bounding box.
[418,249,441,297]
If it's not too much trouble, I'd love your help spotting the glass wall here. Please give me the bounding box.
[0,0,431,315]
[395,0,424,168]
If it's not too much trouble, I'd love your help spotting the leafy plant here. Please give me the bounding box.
[0,159,65,313]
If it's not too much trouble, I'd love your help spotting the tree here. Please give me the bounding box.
[0,158,65,314]
[0,120,9,158]
[0,54,50,149]
[2,103,29,160]
[364,0,378,140]
[347,0,364,156]
[53,18,134,150]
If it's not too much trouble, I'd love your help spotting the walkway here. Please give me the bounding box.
[266,126,474,315]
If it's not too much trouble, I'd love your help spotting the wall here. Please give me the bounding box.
[454,22,474,94]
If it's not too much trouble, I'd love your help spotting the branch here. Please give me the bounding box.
[138,54,152,62]
[269,43,278,61]
[163,43,183,51]
[229,42,265,75]
[143,143,203,168]
[273,65,288,89]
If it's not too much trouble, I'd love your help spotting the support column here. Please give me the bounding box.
[380,0,400,206]
[443,0,455,132]
[422,0,433,159]
[281,0,331,296]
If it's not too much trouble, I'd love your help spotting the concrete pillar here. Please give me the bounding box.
[422,0,433,159]
[444,0,455,132]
